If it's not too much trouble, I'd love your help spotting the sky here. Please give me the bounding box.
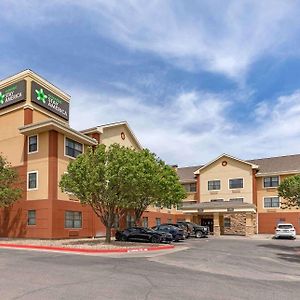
[1,0,300,166]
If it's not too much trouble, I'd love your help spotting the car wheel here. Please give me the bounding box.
[196,231,203,238]
[121,235,127,242]
[151,236,160,243]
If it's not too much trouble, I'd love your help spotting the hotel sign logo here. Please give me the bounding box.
[31,81,69,120]
[0,80,26,110]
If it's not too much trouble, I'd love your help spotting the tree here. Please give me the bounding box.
[0,155,22,207]
[128,149,186,224]
[59,144,186,243]
[278,175,300,208]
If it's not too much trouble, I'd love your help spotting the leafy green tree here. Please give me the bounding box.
[278,175,300,208]
[129,150,186,225]
[0,155,22,207]
[60,144,139,243]
[60,144,186,243]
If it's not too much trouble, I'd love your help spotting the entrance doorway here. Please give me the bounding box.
[201,218,213,233]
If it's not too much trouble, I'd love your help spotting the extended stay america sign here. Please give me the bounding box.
[0,80,26,110]
[31,81,69,120]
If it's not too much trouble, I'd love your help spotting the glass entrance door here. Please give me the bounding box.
[201,218,213,233]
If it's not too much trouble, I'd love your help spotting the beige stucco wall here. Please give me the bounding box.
[256,174,300,213]
[199,157,253,203]
[0,109,24,166]
[101,125,140,150]
[27,132,49,200]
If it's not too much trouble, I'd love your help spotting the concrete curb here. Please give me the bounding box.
[0,243,174,254]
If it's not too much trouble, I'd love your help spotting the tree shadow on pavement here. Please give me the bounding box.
[258,243,300,263]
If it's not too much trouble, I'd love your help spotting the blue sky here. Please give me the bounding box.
[1,0,300,166]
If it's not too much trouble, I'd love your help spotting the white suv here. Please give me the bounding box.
[274,223,296,239]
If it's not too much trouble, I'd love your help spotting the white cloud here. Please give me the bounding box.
[1,0,300,80]
[68,86,300,166]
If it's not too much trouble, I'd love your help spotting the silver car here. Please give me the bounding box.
[274,223,296,239]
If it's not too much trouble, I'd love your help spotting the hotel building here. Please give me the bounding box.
[0,70,183,238]
[178,154,300,235]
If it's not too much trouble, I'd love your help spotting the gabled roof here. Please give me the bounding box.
[19,119,97,146]
[193,153,259,175]
[80,121,143,150]
[176,165,202,182]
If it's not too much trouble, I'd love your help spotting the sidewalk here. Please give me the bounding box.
[0,237,174,255]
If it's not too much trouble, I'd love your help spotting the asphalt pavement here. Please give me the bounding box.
[1,237,300,300]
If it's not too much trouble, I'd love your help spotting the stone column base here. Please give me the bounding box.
[214,225,220,236]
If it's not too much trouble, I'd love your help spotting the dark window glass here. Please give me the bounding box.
[229,178,243,189]
[183,183,197,192]
[263,176,279,188]
[224,218,231,228]
[28,172,37,189]
[126,214,135,228]
[142,217,148,228]
[210,199,224,202]
[264,197,280,208]
[156,218,161,226]
[229,198,244,203]
[208,180,221,190]
[28,135,38,153]
[114,215,119,229]
[65,138,83,158]
[28,210,36,225]
[65,211,82,228]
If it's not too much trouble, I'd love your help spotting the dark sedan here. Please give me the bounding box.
[152,224,185,242]
[115,227,173,243]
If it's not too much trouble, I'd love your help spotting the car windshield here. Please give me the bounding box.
[278,224,293,229]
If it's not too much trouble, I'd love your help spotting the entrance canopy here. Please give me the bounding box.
[182,201,256,214]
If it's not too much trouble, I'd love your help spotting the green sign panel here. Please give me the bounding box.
[31,81,69,120]
[0,80,26,110]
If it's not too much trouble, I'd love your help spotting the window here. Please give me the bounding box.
[183,183,197,192]
[229,198,244,203]
[224,218,231,228]
[126,214,135,228]
[65,138,83,158]
[264,197,280,208]
[229,178,243,189]
[167,218,172,223]
[210,199,224,202]
[28,135,38,153]
[65,211,82,228]
[114,215,119,229]
[28,210,36,225]
[28,171,37,190]
[156,218,161,226]
[208,180,221,190]
[176,202,183,210]
[263,176,279,188]
[142,217,148,228]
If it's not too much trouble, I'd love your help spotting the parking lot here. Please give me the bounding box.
[1,237,300,299]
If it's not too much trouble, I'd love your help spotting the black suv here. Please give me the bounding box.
[177,221,209,238]
[152,224,185,242]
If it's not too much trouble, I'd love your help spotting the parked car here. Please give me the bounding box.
[177,221,209,238]
[164,223,189,238]
[274,223,296,239]
[115,227,173,243]
[152,224,185,242]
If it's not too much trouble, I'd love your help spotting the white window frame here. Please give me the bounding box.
[28,134,38,154]
[208,179,221,191]
[64,136,84,159]
[262,176,280,189]
[228,178,244,189]
[263,196,280,209]
[27,171,38,191]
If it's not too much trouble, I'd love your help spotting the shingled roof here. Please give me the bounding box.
[247,154,300,175]
[177,154,300,181]
[176,165,202,182]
